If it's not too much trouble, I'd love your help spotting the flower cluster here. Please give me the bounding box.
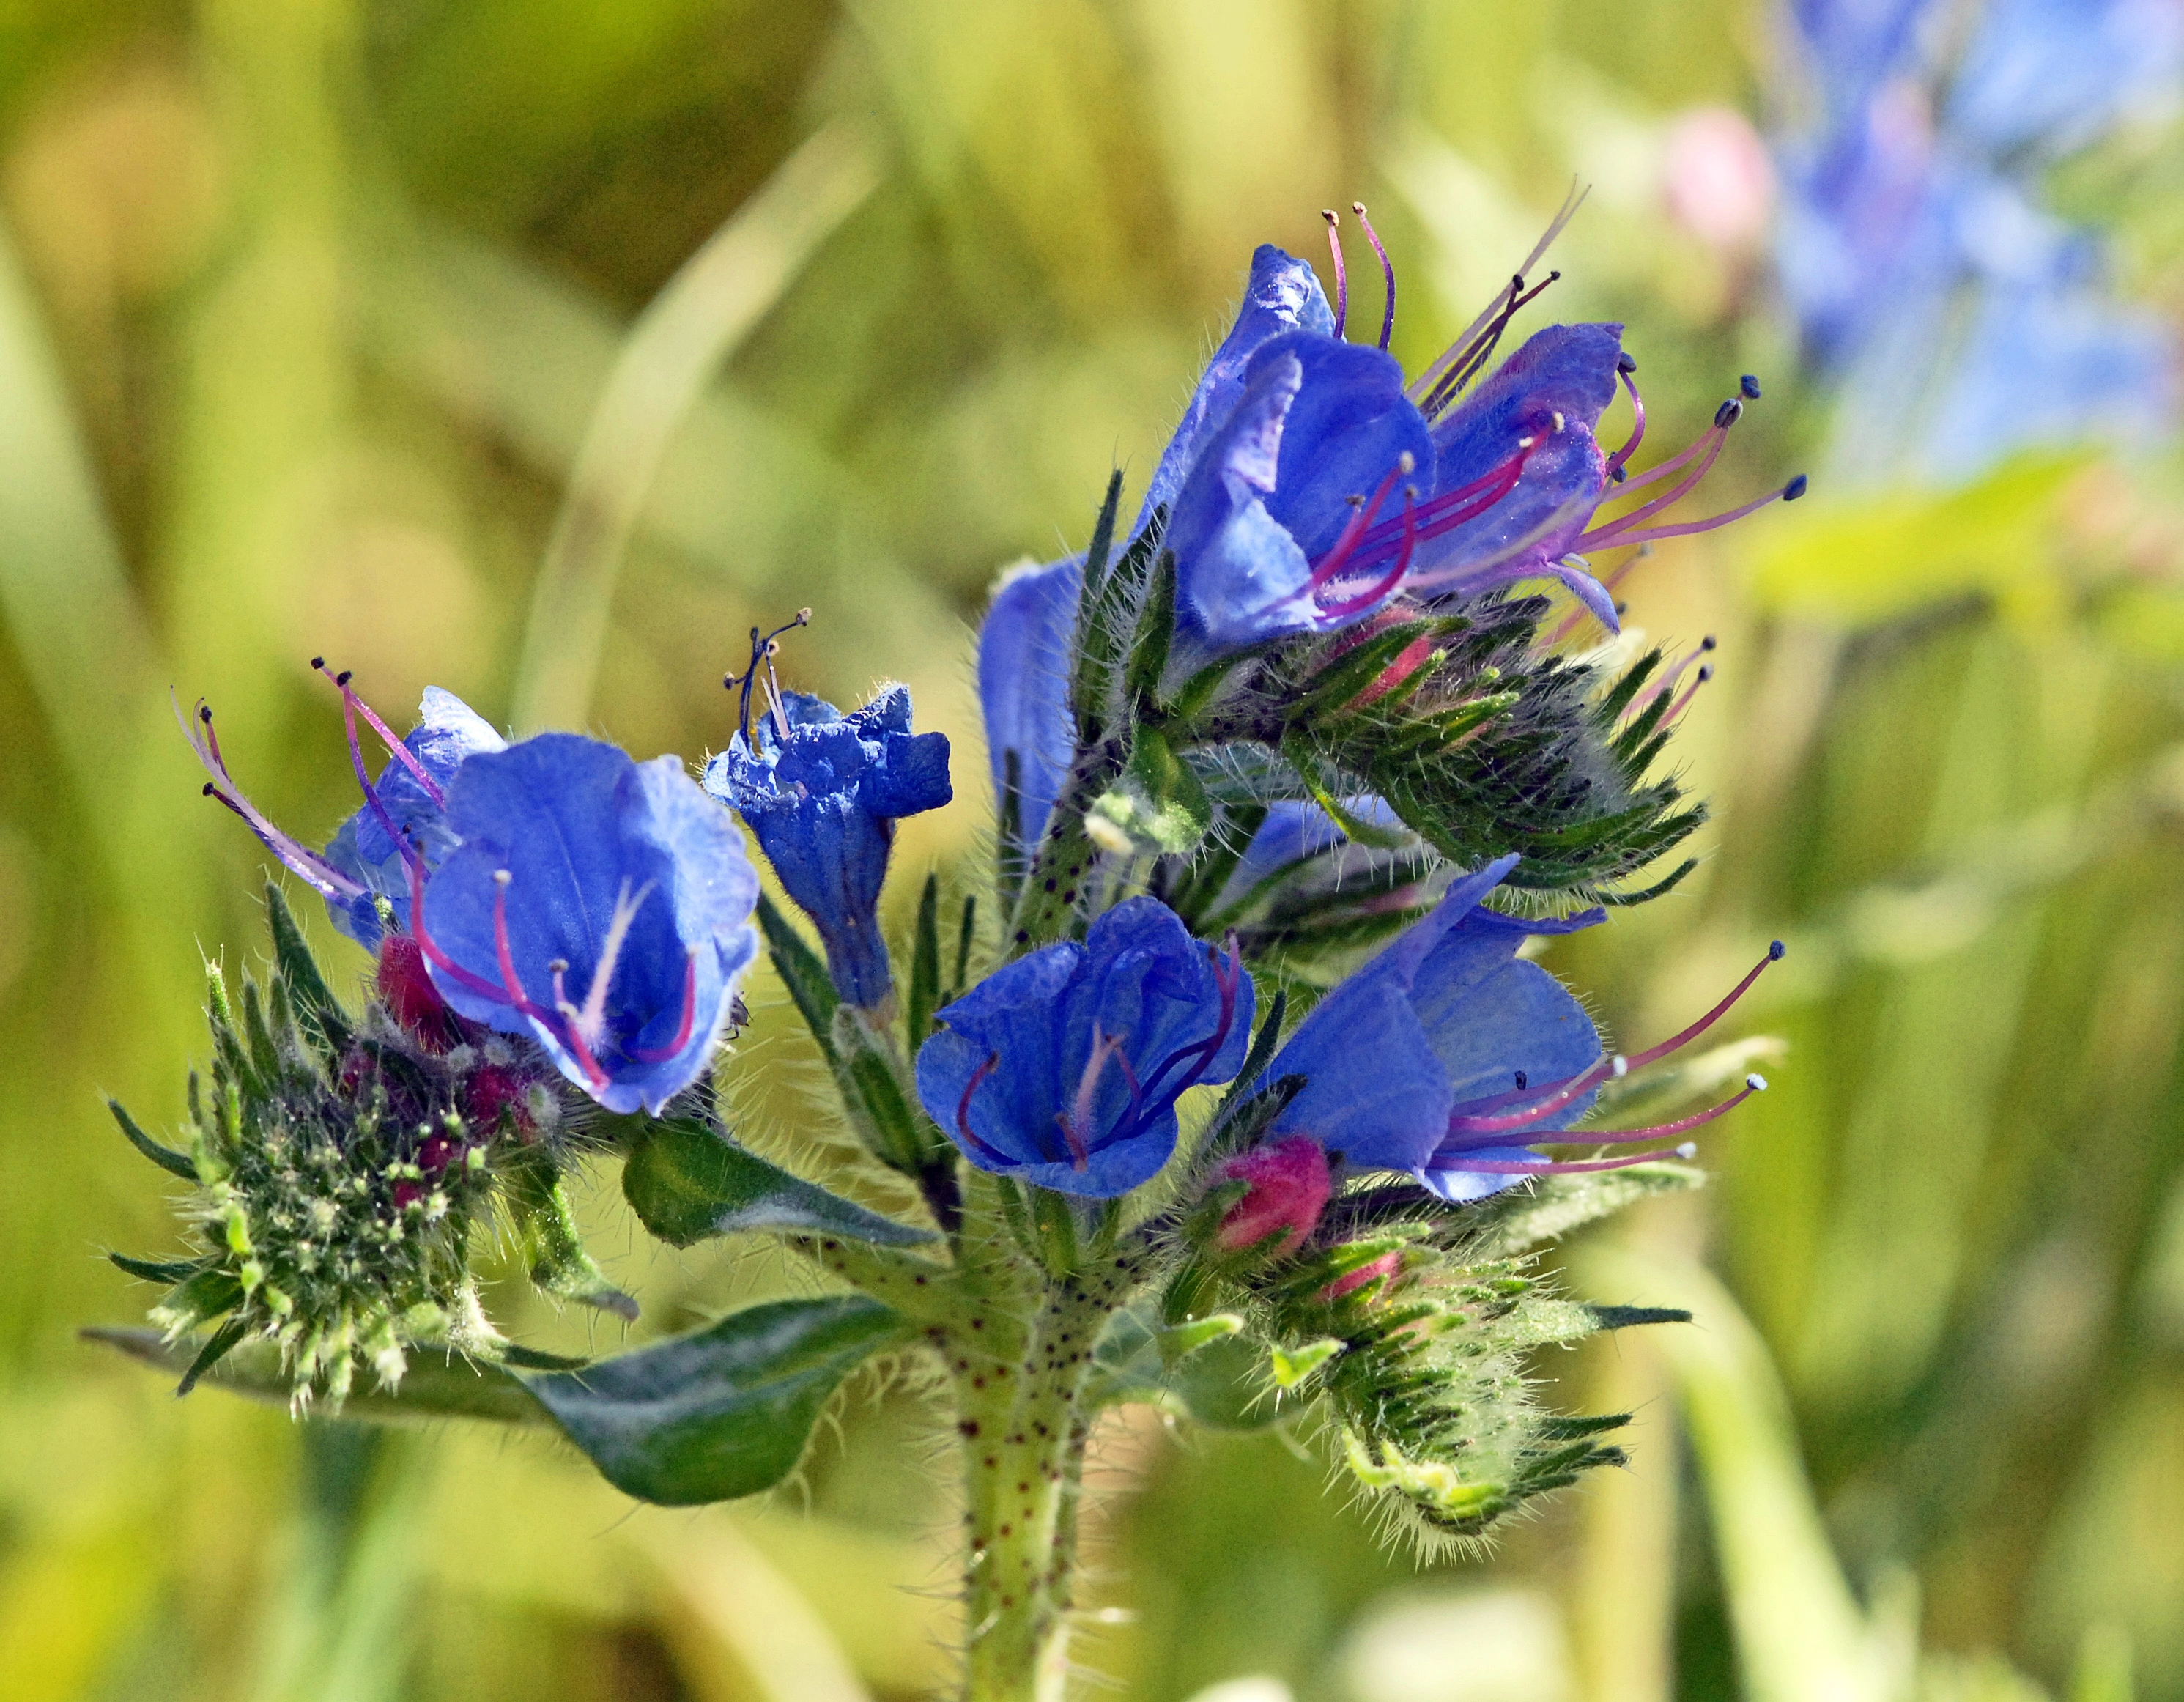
[107,209,1798,1660]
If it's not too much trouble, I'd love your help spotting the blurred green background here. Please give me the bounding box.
[3,1,2182,1698]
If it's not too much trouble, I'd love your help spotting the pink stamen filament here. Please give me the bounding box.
[1574,427,1731,550]
[491,869,607,1089]
[1317,486,1421,620]
[177,695,364,900]
[955,1052,1017,1166]
[1577,482,1800,552]
[1445,941,1784,1136]
[1353,201,1396,353]
[336,687,425,880]
[1432,1143,1698,1176]
[1136,937,1245,1106]
[1626,637,1717,719]
[1604,366,1646,478]
[1602,419,1725,500]
[1322,210,1349,341]
[1304,459,1409,596]
[405,857,512,1004]
[311,659,446,808]
[1665,665,1713,722]
[632,950,702,1062]
[1440,1074,1766,1159]
[1336,438,1536,592]
[1057,1027,1136,1170]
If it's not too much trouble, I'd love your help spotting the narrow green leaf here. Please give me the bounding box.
[621,1117,934,1248]
[84,1328,550,1425]
[1270,1336,1344,1388]
[1080,468,1124,602]
[177,1318,248,1396]
[907,871,941,1049]
[1123,547,1176,711]
[108,1251,204,1284]
[950,892,977,1003]
[264,883,352,1055]
[522,1296,907,1505]
[108,1098,199,1181]
[757,892,842,1065]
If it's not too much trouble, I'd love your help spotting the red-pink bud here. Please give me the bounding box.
[1319,1251,1402,1303]
[464,1065,533,1139]
[1212,1136,1333,1258]
[377,933,460,1051]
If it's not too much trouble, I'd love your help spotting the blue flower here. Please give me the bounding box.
[979,557,1082,855]
[414,734,760,1115]
[1254,856,1780,1200]
[1144,237,1796,673]
[915,898,1254,1197]
[322,687,507,947]
[702,684,952,1009]
[1256,856,1603,1201]
[1164,333,1433,681]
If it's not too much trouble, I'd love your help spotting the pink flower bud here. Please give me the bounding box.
[1213,1136,1333,1258]
[377,933,459,1051]
[1319,1251,1401,1304]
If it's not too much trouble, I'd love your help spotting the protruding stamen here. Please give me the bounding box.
[1317,481,1420,620]
[954,1052,1015,1165]
[1418,270,1564,420]
[1322,209,1349,341]
[1621,943,1785,1074]
[1740,374,1762,400]
[725,610,813,748]
[1579,478,1806,552]
[1352,201,1396,353]
[177,692,365,901]
[1665,663,1713,722]
[1406,181,1588,409]
[1430,1144,1698,1176]
[311,658,446,808]
[331,680,423,878]
[1604,363,1647,478]
[1303,457,1410,595]
[1626,635,1717,719]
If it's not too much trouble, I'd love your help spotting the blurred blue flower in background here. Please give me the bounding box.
[1774,0,2182,482]
[704,684,952,1009]
[916,898,1253,1196]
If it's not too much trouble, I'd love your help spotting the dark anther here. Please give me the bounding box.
[1739,374,1762,399]
[1514,1071,1528,1089]
[1700,634,1718,651]
[1714,399,1743,430]
[198,704,212,723]
[1612,464,1627,483]
[335,670,354,687]
[201,782,215,796]
[1784,473,1810,500]
[1769,939,1786,961]
[309,655,325,670]
[1616,350,1637,374]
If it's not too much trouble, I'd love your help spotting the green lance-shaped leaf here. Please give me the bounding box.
[906,871,942,1049]
[263,883,352,1057]
[756,892,841,1065]
[522,1295,907,1505]
[108,1098,198,1180]
[84,1328,551,1425]
[621,1117,936,1248]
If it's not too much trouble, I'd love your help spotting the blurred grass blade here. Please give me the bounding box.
[1577,1244,1893,1702]
[510,121,880,728]
[0,222,163,852]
